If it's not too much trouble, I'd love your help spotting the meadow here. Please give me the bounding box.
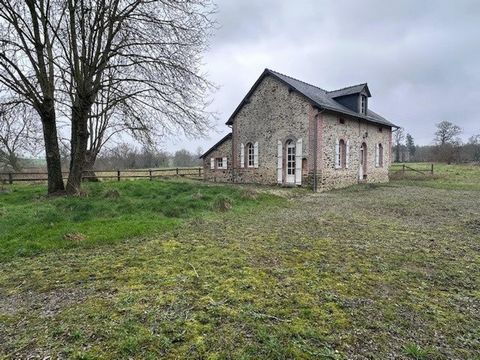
[0,164,479,359]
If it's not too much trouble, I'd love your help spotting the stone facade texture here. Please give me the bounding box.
[231,76,310,185]
[202,137,232,183]
[202,74,393,191]
[317,112,392,190]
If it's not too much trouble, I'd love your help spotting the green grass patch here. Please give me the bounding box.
[0,180,278,261]
[389,162,480,191]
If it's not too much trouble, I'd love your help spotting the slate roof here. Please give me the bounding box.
[226,69,397,128]
[199,133,232,159]
[327,83,371,98]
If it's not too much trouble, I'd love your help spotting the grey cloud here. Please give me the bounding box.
[167,0,480,152]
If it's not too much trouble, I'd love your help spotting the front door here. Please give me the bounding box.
[286,140,296,184]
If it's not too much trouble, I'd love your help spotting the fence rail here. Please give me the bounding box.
[0,167,203,184]
[389,163,434,175]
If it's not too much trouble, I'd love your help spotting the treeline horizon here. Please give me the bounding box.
[3,144,203,172]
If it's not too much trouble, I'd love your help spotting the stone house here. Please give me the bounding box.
[200,69,398,191]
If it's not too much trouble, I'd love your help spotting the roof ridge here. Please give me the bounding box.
[267,68,327,93]
[327,83,368,94]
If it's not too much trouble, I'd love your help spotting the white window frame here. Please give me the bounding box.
[360,95,366,114]
[216,157,223,169]
[247,142,255,168]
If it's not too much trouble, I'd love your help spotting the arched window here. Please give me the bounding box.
[286,140,296,177]
[246,142,254,167]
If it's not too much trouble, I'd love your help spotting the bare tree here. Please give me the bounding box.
[0,0,65,193]
[0,101,42,171]
[1,0,215,195]
[434,121,462,145]
[57,0,215,194]
[433,121,463,163]
[393,127,405,162]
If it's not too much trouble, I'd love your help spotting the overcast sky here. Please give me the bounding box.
[167,0,480,153]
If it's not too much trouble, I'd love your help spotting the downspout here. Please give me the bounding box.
[228,124,234,183]
[313,108,325,192]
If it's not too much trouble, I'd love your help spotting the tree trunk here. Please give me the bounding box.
[83,150,99,182]
[40,107,65,195]
[66,102,90,195]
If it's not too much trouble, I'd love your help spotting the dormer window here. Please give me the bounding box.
[360,95,367,115]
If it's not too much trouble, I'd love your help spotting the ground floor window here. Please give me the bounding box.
[286,140,295,175]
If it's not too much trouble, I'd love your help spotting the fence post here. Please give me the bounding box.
[149,169,152,181]
[8,172,13,185]
[431,164,434,175]
[402,164,405,174]
[198,167,201,177]
[117,170,121,182]
[176,167,179,176]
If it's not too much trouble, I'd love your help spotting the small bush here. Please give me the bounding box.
[212,194,233,212]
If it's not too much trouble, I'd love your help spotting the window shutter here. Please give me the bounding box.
[345,140,350,169]
[223,157,227,169]
[334,139,340,169]
[375,144,379,167]
[210,158,214,170]
[240,143,245,168]
[254,142,259,168]
[295,138,302,185]
[277,140,283,184]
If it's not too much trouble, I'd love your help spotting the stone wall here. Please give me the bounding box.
[317,111,392,190]
[202,137,233,183]
[203,74,393,191]
[231,75,310,185]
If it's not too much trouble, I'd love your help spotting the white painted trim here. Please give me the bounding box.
[334,139,340,169]
[346,140,350,169]
[240,143,245,168]
[277,140,283,184]
[254,142,259,168]
[295,138,302,185]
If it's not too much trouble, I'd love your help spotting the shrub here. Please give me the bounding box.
[241,188,259,200]
[212,194,233,212]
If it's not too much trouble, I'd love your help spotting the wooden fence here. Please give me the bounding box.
[389,163,434,175]
[0,167,203,184]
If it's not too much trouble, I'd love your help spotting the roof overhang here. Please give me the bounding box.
[199,133,232,159]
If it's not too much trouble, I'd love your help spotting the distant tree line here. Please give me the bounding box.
[75,143,202,170]
[393,121,480,164]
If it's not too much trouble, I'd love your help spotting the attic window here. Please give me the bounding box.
[339,118,345,124]
[378,127,383,133]
[360,95,367,115]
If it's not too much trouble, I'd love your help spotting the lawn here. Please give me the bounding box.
[0,165,479,359]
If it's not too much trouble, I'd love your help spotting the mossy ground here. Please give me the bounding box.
[0,165,479,359]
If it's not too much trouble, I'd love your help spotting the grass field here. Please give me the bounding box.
[0,164,479,359]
